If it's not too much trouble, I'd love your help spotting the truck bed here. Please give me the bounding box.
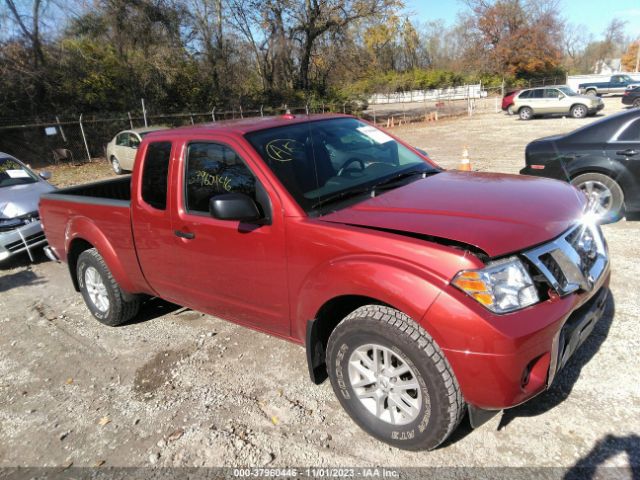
[39,175,150,295]
[44,176,132,203]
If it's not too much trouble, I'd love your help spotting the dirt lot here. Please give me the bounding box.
[1,98,639,475]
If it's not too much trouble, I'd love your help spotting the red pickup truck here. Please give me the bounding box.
[40,114,610,451]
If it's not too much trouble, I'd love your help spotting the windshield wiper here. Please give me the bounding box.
[372,168,437,193]
[309,186,374,211]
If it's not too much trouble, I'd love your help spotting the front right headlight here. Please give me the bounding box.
[452,257,539,314]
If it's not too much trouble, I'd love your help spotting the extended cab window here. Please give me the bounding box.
[185,143,256,213]
[141,142,172,210]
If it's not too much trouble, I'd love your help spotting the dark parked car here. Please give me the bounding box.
[520,109,640,221]
[622,87,640,108]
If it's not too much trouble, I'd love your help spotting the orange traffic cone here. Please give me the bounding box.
[458,146,471,171]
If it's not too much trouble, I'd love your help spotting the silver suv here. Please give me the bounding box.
[512,86,604,120]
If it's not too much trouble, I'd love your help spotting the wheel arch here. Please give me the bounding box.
[67,238,94,291]
[64,217,141,295]
[306,295,388,384]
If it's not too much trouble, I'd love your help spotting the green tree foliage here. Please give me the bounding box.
[0,0,633,120]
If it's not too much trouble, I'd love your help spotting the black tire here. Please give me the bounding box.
[326,305,464,451]
[111,156,123,175]
[633,98,640,109]
[519,106,533,120]
[570,104,588,119]
[571,173,625,222]
[77,248,141,326]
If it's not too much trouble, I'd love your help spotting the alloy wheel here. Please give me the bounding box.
[84,266,110,312]
[578,180,613,217]
[348,343,422,426]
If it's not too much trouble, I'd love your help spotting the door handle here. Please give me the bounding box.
[616,149,639,157]
[174,230,195,240]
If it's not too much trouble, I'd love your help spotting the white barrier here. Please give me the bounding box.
[368,84,487,105]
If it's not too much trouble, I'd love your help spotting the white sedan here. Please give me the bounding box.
[106,126,166,174]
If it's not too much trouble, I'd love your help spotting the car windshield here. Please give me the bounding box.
[245,117,438,213]
[559,87,578,96]
[0,157,38,187]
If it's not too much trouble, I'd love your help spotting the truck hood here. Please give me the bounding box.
[319,171,585,258]
[0,181,55,218]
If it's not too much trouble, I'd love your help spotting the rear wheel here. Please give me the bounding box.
[326,305,464,451]
[571,173,624,222]
[571,104,588,119]
[519,107,533,120]
[586,89,598,97]
[633,98,640,108]
[77,248,141,326]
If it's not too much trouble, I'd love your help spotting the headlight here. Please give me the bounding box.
[452,257,539,314]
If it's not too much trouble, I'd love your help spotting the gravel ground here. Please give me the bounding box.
[1,97,638,476]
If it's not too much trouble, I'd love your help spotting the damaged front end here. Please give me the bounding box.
[0,211,47,262]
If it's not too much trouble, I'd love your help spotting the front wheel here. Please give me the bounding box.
[519,107,533,120]
[326,305,464,451]
[111,156,123,175]
[571,173,624,222]
[633,98,640,108]
[77,248,141,326]
[571,104,588,119]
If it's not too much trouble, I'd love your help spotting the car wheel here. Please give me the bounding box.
[586,89,598,97]
[77,248,141,326]
[633,99,640,108]
[326,305,464,451]
[519,107,533,120]
[571,173,624,222]
[507,105,515,115]
[571,104,588,119]
[111,156,123,175]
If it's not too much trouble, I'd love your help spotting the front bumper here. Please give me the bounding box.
[588,103,605,113]
[425,260,610,411]
[0,220,47,262]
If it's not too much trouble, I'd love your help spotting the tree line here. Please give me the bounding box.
[0,0,636,121]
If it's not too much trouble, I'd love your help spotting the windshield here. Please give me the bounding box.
[0,157,38,188]
[245,117,437,213]
[559,87,578,96]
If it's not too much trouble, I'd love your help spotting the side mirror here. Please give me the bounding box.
[39,171,52,180]
[209,193,261,222]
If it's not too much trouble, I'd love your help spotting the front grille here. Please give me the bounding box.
[539,253,568,291]
[5,232,47,252]
[523,223,607,296]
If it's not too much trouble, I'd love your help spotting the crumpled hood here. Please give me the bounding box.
[0,181,55,218]
[320,171,585,258]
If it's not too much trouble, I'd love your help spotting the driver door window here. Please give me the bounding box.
[185,142,257,214]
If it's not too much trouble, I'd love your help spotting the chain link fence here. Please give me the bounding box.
[0,89,508,168]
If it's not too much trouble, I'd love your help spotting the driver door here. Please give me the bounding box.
[167,139,290,336]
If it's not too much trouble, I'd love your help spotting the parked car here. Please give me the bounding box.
[520,108,640,221]
[40,115,610,450]
[578,74,640,96]
[622,87,640,108]
[0,153,55,262]
[106,126,166,174]
[512,86,604,120]
[501,89,520,114]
